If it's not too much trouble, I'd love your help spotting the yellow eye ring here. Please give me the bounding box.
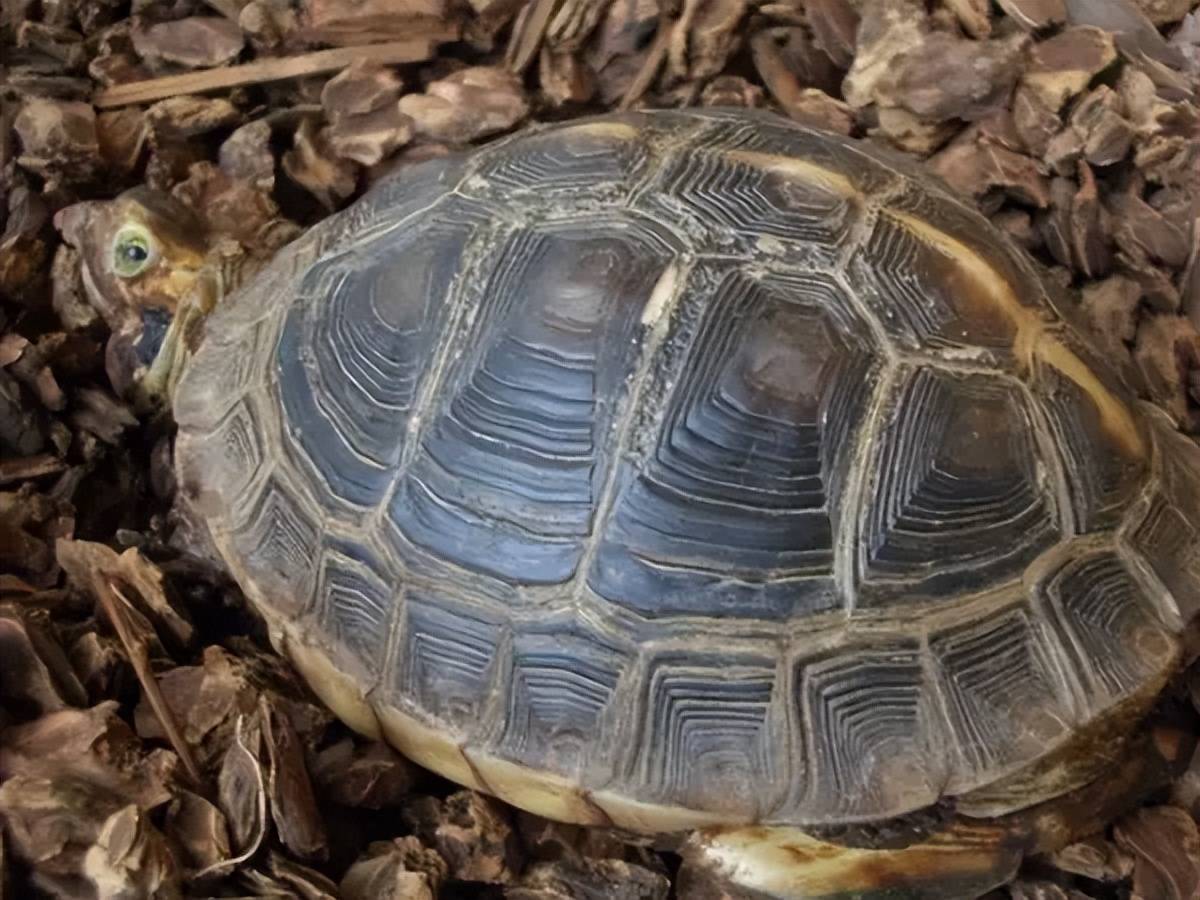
[112,225,158,278]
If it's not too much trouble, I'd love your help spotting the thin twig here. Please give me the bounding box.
[93,40,442,109]
[505,0,559,74]
[618,18,675,111]
[100,577,204,786]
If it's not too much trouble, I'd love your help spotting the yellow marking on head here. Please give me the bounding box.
[886,209,1145,459]
[724,150,860,199]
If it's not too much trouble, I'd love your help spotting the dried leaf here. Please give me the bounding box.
[82,804,180,899]
[0,603,86,715]
[1114,806,1200,900]
[261,696,327,861]
[311,737,416,809]
[165,790,231,871]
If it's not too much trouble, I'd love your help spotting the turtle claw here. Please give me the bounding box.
[679,823,1026,900]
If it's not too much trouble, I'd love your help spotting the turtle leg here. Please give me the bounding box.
[678,821,1026,900]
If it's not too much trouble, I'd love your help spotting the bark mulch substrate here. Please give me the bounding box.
[2,0,1200,897]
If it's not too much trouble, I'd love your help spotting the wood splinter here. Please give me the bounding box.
[93,39,446,109]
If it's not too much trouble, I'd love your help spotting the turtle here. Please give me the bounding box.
[60,107,1200,899]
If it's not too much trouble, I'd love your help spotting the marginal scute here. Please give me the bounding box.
[491,621,631,786]
[931,603,1077,794]
[313,538,397,678]
[1034,550,1178,716]
[629,651,784,820]
[228,474,322,618]
[794,640,943,822]
[391,592,505,740]
[174,396,267,521]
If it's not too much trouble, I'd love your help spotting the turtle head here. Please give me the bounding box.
[57,188,228,409]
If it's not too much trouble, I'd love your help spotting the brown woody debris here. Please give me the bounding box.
[1049,836,1135,882]
[400,66,529,143]
[283,117,359,209]
[68,630,131,704]
[0,603,86,715]
[1020,26,1118,112]
[929,126,1050,207]
[943,0,991,37]
[873,30,1027,123]
[699,75,763,108]
[301,0,455,45]
[341,836,448,900]
[539,49,597,107]
[131,16,245,69]
[165,789,231,870]
[220,120,276,190]
[172,162,300,253]
[57,539,195,650]
[1133,315,1200,428]
[311,737,416,808]
[261,696,327,861]
[668,0,747,82]
[13,98,100,185]
[145,95,241,140]
[997,0,1066,30]
[1080,274,1143,358]
[96,107,148,175]
[0,488,73,584]
[510,857,670,900]
[1007,883,1095,900]
[1114,806,1200,900]
[402,790,521,883]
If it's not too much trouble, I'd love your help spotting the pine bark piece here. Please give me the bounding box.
[283,117,360,209]
[399,66,529,143]
[0,603,87,714]
[13,97,99,184]
[1020,26,1118,113]
[341,837,447,900]
[402,791,521,884]
[509,857,670,900]
[261,695,327,861]
[311,737,416,809]
[1080,274,1143,358]
[131,17,245,69]
[1133,315,1200,427]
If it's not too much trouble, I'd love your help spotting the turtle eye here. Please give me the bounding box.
[111,225,157,278]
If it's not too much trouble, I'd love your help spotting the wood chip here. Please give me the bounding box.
[1020,26,1118,112]
[402,791,521,884]
[131,16,245,69]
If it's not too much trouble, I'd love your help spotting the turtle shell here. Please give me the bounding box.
[173,108,1200,830]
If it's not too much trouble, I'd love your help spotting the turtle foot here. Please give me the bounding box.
[678,821,1026,900]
